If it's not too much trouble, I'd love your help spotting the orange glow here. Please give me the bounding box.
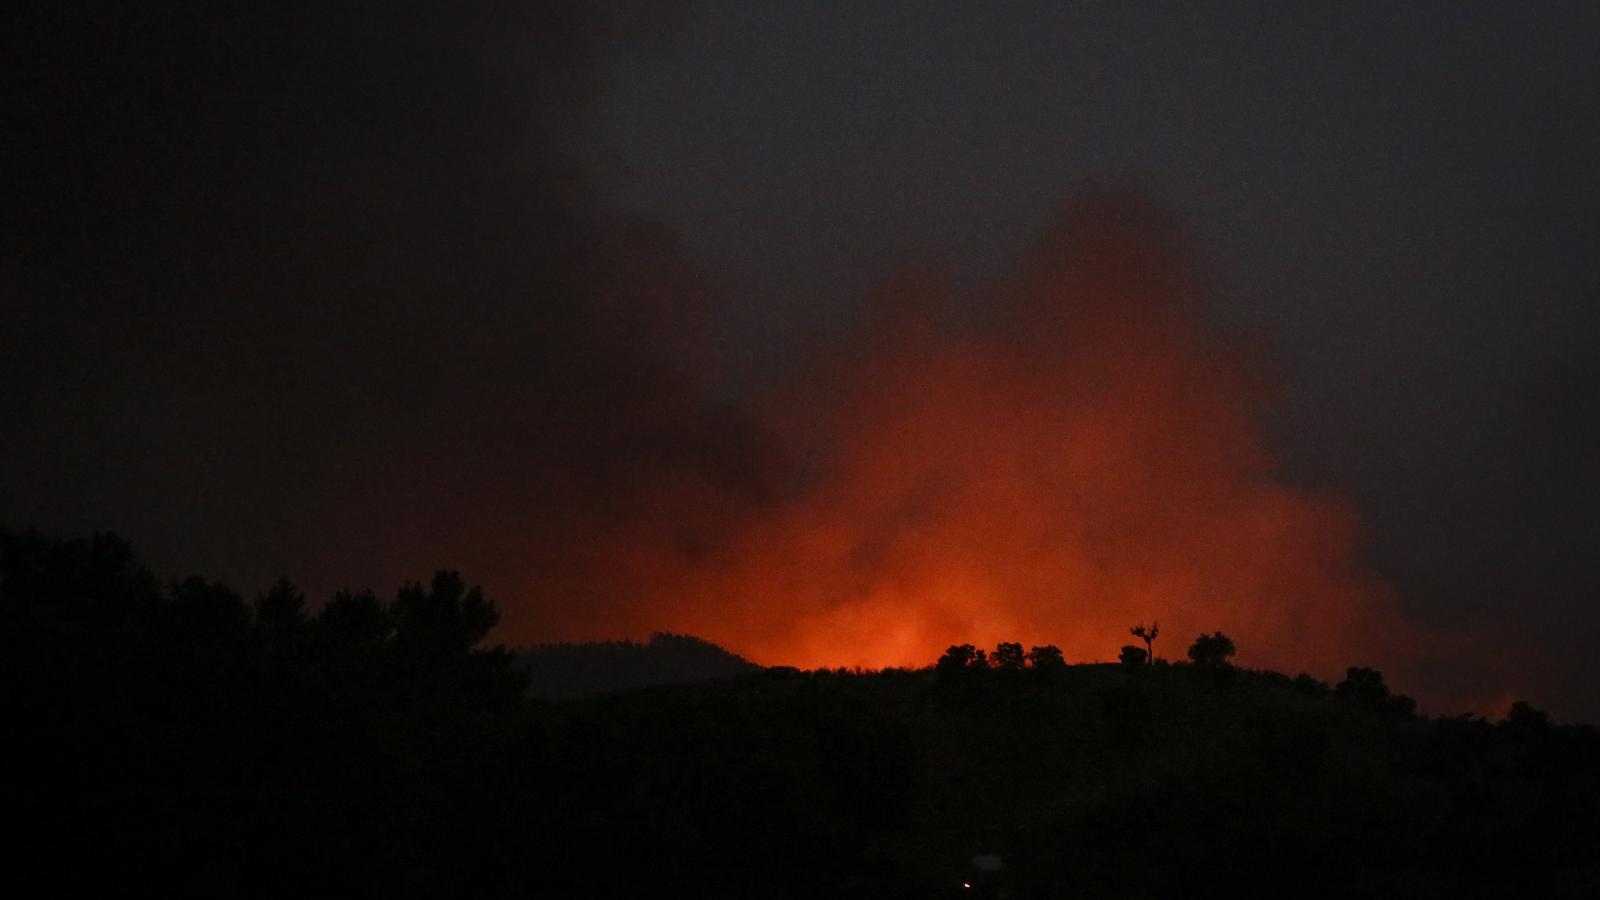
[508,193,1410,683]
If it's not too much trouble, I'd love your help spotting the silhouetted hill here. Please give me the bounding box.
[7,528,1599,898]
[515,632,761,700]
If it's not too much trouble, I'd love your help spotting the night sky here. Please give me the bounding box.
[6,2,1598,718]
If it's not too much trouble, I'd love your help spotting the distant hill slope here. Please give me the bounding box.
[515,632,761,700]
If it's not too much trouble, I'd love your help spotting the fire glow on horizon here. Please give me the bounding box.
[517,194,1410,683]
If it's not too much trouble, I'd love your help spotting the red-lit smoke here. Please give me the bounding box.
[511,193,1408,680]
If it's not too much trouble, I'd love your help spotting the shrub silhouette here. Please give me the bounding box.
[1119,644,1148,667]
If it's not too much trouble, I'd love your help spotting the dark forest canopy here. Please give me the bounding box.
[4,528,1598,898]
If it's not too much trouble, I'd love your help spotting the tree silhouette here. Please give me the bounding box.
[1506,700,1550,729]
[1026,644,1066,672]
[937,643,983,675]
[1335,666,1415,714]
[1335,666,1389,706]
[1130,621,1159,663]
[254,577,307,643]
[1186,631,1236,667]
[1119,644,1148,667]
[316,588,392,649]
[0,528,159,615]
[1294,672,1330,697]
[169,576,250,637]
[993,641,1026,671]
[393,570,499,658]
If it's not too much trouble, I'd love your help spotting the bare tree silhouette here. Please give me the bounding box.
[1130,621,1160,663]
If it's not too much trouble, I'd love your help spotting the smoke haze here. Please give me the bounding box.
[516,193,1408,685]
[6,2,1594,717]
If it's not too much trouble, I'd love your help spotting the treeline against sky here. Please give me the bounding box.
[5,529,1598,898]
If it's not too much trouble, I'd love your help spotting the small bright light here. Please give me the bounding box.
[962,883,971,889]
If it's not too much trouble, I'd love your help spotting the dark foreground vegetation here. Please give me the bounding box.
[5,529,1598,898]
